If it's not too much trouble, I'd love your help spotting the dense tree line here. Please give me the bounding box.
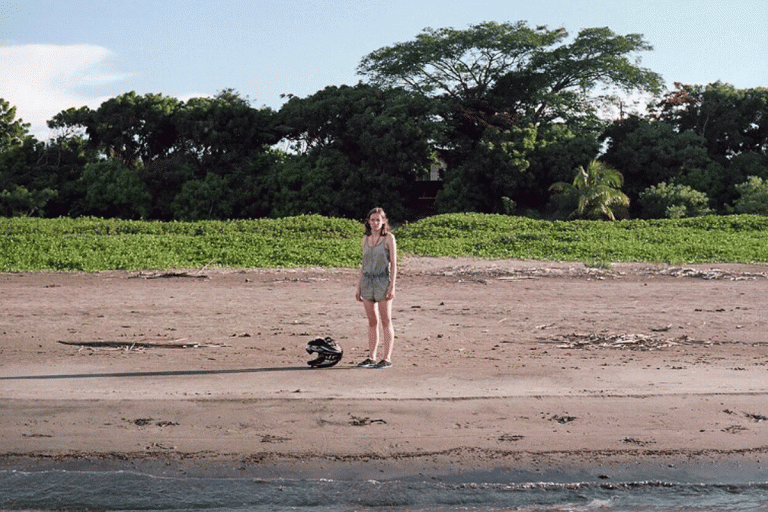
[1,21,766,222]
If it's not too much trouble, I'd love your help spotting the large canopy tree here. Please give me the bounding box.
[0,98,31,153]
[0,99,59,216]
[163,89,280,220]
[358,21,663,213]
[274,83,437,220]
[602,82,768,214]
[358,21,663,127]
[654,82,768,162]
[49,91,181,168]
[600,115,712,210]
[358,22,565,101]
[47,90,281,220]
[173,88,280,176]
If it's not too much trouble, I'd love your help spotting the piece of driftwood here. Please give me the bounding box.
[57,339,207,349]
[130,271,209,280]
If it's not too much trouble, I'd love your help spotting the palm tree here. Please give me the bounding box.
[549,160,630,220]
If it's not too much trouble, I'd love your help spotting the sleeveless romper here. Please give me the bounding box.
[360,236,390,302]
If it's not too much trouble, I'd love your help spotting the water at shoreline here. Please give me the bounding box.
[2,468,767,511]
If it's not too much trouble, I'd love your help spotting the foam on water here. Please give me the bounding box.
[1,468,767,511]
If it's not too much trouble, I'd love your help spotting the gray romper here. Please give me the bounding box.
[360,236,390,302]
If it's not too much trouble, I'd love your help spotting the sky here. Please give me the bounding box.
[1,0,767,141]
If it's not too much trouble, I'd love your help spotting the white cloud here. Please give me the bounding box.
[0,44,129,141]
[177,92,213,103]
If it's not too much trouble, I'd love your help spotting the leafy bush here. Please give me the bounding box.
[396,213,768,263]
[2,213,768,271]
[734,176,768,215]
[172,174,233,221]
[638,182,713,219]
[81,160,152,219]
[0,185,58,216]
[0,215,364,271]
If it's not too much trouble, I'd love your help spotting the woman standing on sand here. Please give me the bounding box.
[355,207,397,369]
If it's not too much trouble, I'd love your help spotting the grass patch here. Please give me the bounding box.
[2,213,767,272]
[0,215,363,271]
[396,214,768,264]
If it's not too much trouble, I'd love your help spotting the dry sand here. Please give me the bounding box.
[1,257,767,479]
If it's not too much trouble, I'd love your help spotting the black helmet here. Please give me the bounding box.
[306,336,343,368]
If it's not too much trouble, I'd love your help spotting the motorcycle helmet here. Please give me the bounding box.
[306,336,343,368]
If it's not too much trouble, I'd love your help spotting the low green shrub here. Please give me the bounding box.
[396,213,768,263]
[638,182,713,219]
[2,213,767,271]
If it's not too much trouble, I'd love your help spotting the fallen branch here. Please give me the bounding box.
[131,271,209,280]
[57,339,218,349]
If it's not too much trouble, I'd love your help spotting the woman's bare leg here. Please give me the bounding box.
[377,299,394,361]
[363,299,380,360]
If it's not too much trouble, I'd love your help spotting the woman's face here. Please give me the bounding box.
[368,213,384,233]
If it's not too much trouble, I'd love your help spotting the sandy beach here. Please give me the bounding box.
[1,257,767,479]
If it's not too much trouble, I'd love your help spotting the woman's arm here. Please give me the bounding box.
[386,234,397,300]
[355,237,365,302]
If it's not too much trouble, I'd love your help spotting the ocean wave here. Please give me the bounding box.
[1,469,766,511]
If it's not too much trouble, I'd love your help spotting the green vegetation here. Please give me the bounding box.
[2,214,767,272]
[4,24,766,222]
[0,215,364,271]
[396,214,768,264]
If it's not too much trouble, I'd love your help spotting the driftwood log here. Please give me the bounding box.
[57,339,207,349]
